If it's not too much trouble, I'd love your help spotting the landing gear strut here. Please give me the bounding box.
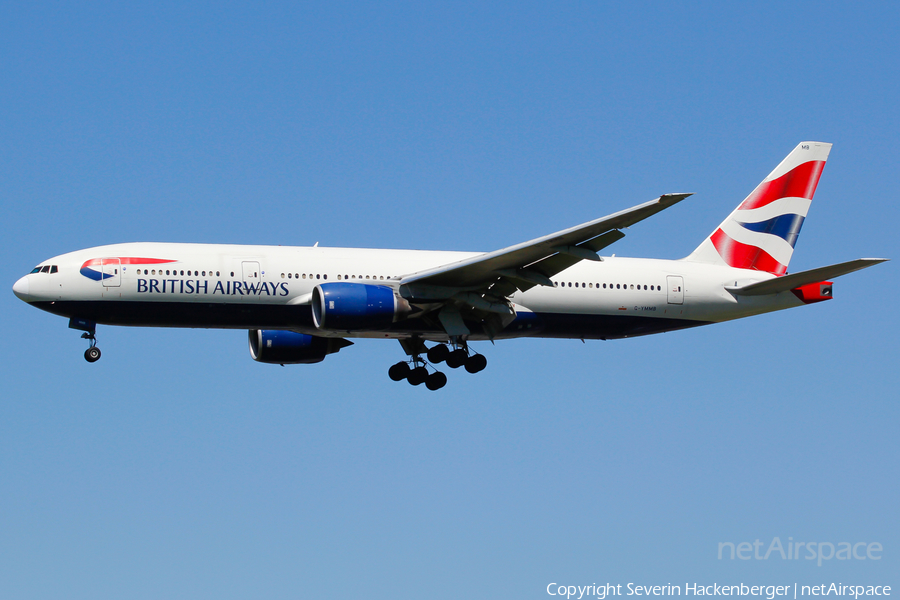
[70,319,101,363]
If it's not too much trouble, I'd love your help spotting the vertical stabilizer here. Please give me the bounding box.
[685,142,832,275]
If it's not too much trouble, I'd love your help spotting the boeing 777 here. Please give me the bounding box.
[12,142,887,389]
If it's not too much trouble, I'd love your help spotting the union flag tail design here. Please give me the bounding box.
[685,142,832,275]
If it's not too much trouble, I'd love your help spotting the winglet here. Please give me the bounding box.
[659,192,693,206]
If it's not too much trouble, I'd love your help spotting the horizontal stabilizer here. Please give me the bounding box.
[727,258,888,296]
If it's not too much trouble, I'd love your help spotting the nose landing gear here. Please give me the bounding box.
[82,332,101,363]
[69,318,101,363]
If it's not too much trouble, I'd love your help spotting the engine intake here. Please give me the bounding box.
[312,282,409,331]
[248,330,352,364]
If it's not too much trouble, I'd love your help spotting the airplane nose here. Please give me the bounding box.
[12,276,30,300]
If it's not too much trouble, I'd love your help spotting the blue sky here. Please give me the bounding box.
[1,2,897,598]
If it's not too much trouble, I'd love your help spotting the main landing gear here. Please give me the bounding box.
[388,340,487,391]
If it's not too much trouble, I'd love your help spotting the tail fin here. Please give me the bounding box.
[685,141,832,275]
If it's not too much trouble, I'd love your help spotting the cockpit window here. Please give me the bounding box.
[40,266,51,273]
[30,267,41,274]
[50,265,58,274]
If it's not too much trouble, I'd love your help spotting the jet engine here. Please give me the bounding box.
[248,330,352,364]
[311,282,410,331]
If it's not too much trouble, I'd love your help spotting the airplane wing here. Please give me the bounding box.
[399,193,692,300]
[726,258,889,296]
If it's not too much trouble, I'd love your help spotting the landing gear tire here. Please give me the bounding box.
[425,371,447,391]
[426,344,450,364]
[464,353,487,374]
[407,366,428,386]
[84,347,101,363]
[446,348,468,369]
[388,361,411,381]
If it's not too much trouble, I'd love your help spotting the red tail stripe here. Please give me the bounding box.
[738,160,826,211]
[710,229,787,275]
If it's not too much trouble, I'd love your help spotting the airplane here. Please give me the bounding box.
[12,142,887,390]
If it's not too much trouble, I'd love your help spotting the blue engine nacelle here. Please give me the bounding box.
[311,282,409,331]
[248,330,352,364]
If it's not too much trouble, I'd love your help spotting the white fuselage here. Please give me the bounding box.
[16,241,803,342]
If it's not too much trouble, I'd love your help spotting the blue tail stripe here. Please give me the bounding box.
[738,214,806,248]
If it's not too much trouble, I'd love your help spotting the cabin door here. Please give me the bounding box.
[101,258,121,287]
[666,275,683,305]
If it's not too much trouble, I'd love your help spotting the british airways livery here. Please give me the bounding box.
[13,143,887,390]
